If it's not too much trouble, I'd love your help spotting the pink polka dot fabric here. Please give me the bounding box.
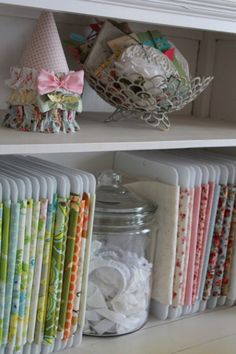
[21,11,69,73]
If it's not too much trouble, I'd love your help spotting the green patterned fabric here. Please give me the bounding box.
[58,195,80,333]
[0,173,93,350]
[15,199,33,350]
[37,94,82,114]
[22,201,41,346]
[44,197,69,344]
[54,198,70,334]
[0,202,3,258]
[2,202,20,345]
[34,194,57,344]
[27,198,48,343]
[0,201,10,344]
[8,200,27,346]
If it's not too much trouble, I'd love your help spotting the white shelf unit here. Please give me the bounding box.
[1,1,236,354]
[2,0,236,33]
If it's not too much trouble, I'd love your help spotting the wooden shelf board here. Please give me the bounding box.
[0,112,236,155]
[65,307,236,354]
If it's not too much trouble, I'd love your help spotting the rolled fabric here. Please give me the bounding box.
[184,186,201,305]
[172,188,191,307]
[71,193,90,336]
[54,199,70,336]
[226,207,236,302]
[211,187,236,297]
[44,197,69,344]
[2,202,20,344]
[34,194,57,344]
[195,182,215,301]
[0,201,10,344]
[203,186,228,300]
[22,201,41,346]
[63,200,85,340]
[181,188,194,305]
[27,198,48,343]
[15,199,33,351]
[58,195,81,335]
[8,200,27,347]
[198,185,220,301]
[222,197,236,296]
[192,184,210,304]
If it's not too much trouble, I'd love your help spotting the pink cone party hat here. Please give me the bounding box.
[4,11,84,133]
[21,11,69,73]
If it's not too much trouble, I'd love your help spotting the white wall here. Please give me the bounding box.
[36,152,115,173]
[210,36,236,121]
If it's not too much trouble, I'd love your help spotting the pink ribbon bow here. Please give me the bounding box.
[37,69,84,95]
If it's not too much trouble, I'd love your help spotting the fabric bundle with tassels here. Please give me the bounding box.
[4,11,84,133]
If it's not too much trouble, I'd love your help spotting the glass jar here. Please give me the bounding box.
[84,170,157,336]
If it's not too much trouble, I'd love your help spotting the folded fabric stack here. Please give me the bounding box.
[4,12,84,133]
[68,20,190,84]
[115,150,236,320]
[0,156,95,354]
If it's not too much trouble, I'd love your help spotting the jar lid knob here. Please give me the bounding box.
[97,170,122,188]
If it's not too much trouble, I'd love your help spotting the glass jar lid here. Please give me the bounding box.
[94,170,156,227]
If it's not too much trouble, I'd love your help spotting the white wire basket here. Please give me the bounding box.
[84,44,213,130]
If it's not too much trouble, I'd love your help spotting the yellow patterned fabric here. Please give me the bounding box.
[8,90,37,105]
[37,93,82,113]
[47,92,81,104]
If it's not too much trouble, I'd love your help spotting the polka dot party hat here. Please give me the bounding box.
[21,11,69,73]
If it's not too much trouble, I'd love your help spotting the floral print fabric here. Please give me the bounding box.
[198,185,221,302]
[184,186,201,306]
[222,196,236,296]
[172,188,191,307]
[181,188,194,305]
[5,66,38,91]
[4,105,80,134]
[0,157,94,352]
[192,184,209,304]
[0,191,91,348]
[4,66,83,134]
[71,193,90,334]
[203,185,228,301]
[211,186,236,297]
